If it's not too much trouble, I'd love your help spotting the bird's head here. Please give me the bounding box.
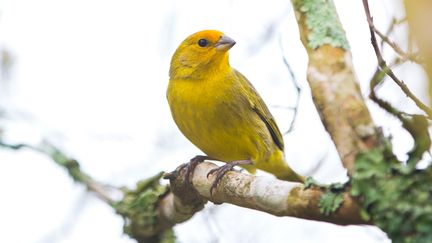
[169,30,236,79]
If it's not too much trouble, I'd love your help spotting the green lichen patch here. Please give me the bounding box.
[317,182,345,216]
[318,190,344,216]
[294,0,349,49]
[304,176,346,216]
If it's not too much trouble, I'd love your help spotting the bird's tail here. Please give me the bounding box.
[257,150,305,183]
[274,163,305,183]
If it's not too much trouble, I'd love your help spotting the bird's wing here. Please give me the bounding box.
[234,70,285,151]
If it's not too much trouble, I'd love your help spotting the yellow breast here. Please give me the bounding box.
[167,72,272,163]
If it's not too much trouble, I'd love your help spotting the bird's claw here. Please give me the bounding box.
[207,160,252,196]
[181,155,212,186]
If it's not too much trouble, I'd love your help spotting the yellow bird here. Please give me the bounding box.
[167,30,304,190]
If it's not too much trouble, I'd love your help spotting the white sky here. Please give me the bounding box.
[0,0,426,242]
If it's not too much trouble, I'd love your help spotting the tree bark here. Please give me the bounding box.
[157,161,366,230]
[291,0,379,174]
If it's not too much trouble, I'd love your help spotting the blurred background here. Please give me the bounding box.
[0,0,427,242]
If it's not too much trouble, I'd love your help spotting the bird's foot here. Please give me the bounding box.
[207,160,252,195]
[179,155,214,186]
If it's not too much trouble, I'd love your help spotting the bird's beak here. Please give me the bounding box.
[215,35,236,52]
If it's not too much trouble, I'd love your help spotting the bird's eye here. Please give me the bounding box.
[197,39,208,47]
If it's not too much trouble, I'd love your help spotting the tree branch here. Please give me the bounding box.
[0,139,367,241]
[291,0,379,174]
[163,162,366,226]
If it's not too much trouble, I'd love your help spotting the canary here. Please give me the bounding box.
[167,30,304,190]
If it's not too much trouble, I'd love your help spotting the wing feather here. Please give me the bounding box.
[234,70,285,151]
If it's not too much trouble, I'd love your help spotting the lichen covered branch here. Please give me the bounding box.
[165,162,366,225]
[291,0,379,174]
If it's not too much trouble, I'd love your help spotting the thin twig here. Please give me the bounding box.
[362,0,432,119]
[380,18,396,51]
[369,55,432,168]
[0,141,38,150]
[279,35,301,134]
[374,27,421,64]
[377,17,420,63]
[379,17,408,54]
[370,58,403,91]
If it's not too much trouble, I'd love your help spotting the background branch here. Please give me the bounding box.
[279,35,302,134]
[291,0,379,174]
